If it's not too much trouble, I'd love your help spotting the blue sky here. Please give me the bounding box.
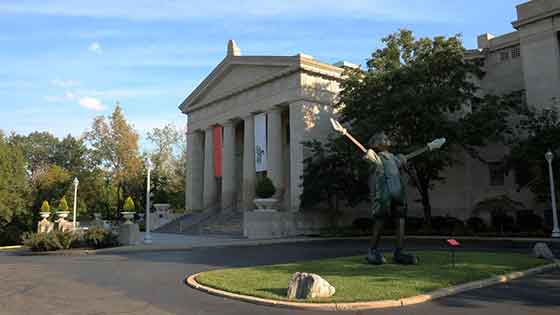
[0,0,524,142]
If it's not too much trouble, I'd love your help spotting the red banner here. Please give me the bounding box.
[213,126,222,177]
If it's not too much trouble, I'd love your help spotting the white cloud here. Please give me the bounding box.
[79,97,105,111]
[88,41,102,54]
[50,79,80,88]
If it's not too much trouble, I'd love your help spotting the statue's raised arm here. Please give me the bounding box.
[404,138,446,161]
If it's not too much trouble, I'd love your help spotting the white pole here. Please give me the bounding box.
[546,151,560,238]
[144,159,153,244]
[73,177,79,230]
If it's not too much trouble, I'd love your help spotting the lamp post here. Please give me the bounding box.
[72,177,79,230]
[144,158,153,244]
[545,150,560,238]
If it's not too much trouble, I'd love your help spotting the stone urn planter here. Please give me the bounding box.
[56,211,70,220]
[121,212,135,224]
[40,212,51,220]
[253,198,278,211]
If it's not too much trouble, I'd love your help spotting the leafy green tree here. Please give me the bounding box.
[0,132,29,223]
[146,124,187,209]
[86,104,143,212]
[0,131,30,245]
[508,107,560,203]
[304,30,519,225]
[9,131,59,177]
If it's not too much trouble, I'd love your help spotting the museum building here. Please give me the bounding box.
[180,0,560,236]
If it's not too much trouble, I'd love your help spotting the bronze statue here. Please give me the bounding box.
[330,118,445,265]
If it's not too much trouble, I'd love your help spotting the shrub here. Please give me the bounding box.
[82,228,119,249]
[255,176,276,198]
[40,200,50,212]
[352,217,373,232]
[516,210,543,232]
[123,196,135,211]
[467,217,487,233]
[22,231,79,252]
[58,196,69,212]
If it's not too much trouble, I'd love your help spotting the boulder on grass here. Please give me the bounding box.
[533,242,556,260]
[287,272,335,299]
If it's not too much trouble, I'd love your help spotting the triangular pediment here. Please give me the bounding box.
[180,56,297,112]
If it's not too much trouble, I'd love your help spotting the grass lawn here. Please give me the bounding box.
[196,251,548,303]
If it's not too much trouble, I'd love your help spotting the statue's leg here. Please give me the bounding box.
[393,211,419,265]
[367,217,386,265]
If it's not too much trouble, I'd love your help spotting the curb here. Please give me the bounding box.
[18,249,97,256]
[0,245,23,251]
[185,261,560,311]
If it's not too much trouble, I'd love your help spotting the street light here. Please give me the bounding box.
[545,150,560,238]
[72,177,79,230]
[144,158,153,244]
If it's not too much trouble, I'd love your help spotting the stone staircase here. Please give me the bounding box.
[154,208,244,237]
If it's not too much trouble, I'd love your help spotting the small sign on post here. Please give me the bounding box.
[446,239,460,267]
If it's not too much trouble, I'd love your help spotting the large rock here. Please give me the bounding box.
[534,242,556,260]
[287,272,336,299]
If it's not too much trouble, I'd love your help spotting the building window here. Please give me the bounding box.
[488,162,505,186]
[511,46,521,58]
[499,50,509,62]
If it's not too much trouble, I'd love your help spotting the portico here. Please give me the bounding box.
[181,40,347,213]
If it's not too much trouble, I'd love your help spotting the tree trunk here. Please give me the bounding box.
[420,188,432,227]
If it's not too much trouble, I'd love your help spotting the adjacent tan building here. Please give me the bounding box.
[180,0,560,234]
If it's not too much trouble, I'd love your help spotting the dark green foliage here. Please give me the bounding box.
[466,217,487,233]
[255,176,276,198]
[23,229,119,251]
[507,107,560,203]
[22,231,79,252]
[82,227,120,249]
[473,195,525,235]
[516,210,543,232]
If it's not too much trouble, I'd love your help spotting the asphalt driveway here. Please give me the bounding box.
[0,239,558,315]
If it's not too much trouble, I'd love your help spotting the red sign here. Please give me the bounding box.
[213,126,222,177]
[447,239,460,247]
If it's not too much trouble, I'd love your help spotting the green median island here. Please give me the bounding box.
[195,251,548,303]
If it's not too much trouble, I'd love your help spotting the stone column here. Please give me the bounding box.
[242,115,256,210]
[203,127,217,209]
[289,101,305,212]
[267,108,284,200]
[221,121,236,210]
[186,131,204,210]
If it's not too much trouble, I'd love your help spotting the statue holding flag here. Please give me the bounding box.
[330,118,446,265]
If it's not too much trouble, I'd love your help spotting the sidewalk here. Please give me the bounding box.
[94,233,560,254]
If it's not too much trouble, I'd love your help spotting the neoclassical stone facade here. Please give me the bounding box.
[180,40,347,213]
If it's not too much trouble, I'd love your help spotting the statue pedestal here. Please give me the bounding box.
[118,223,140,245]
[37,219,54,233]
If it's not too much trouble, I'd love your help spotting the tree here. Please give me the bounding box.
[304,30,519,225]
[86,104,142,212]
[9,131,59,177]
[146,124,187,209]
[0,131,30,245]
[0,132,29,224]
[508,107,560,203]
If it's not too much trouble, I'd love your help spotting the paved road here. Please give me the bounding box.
[0,239,558,315]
